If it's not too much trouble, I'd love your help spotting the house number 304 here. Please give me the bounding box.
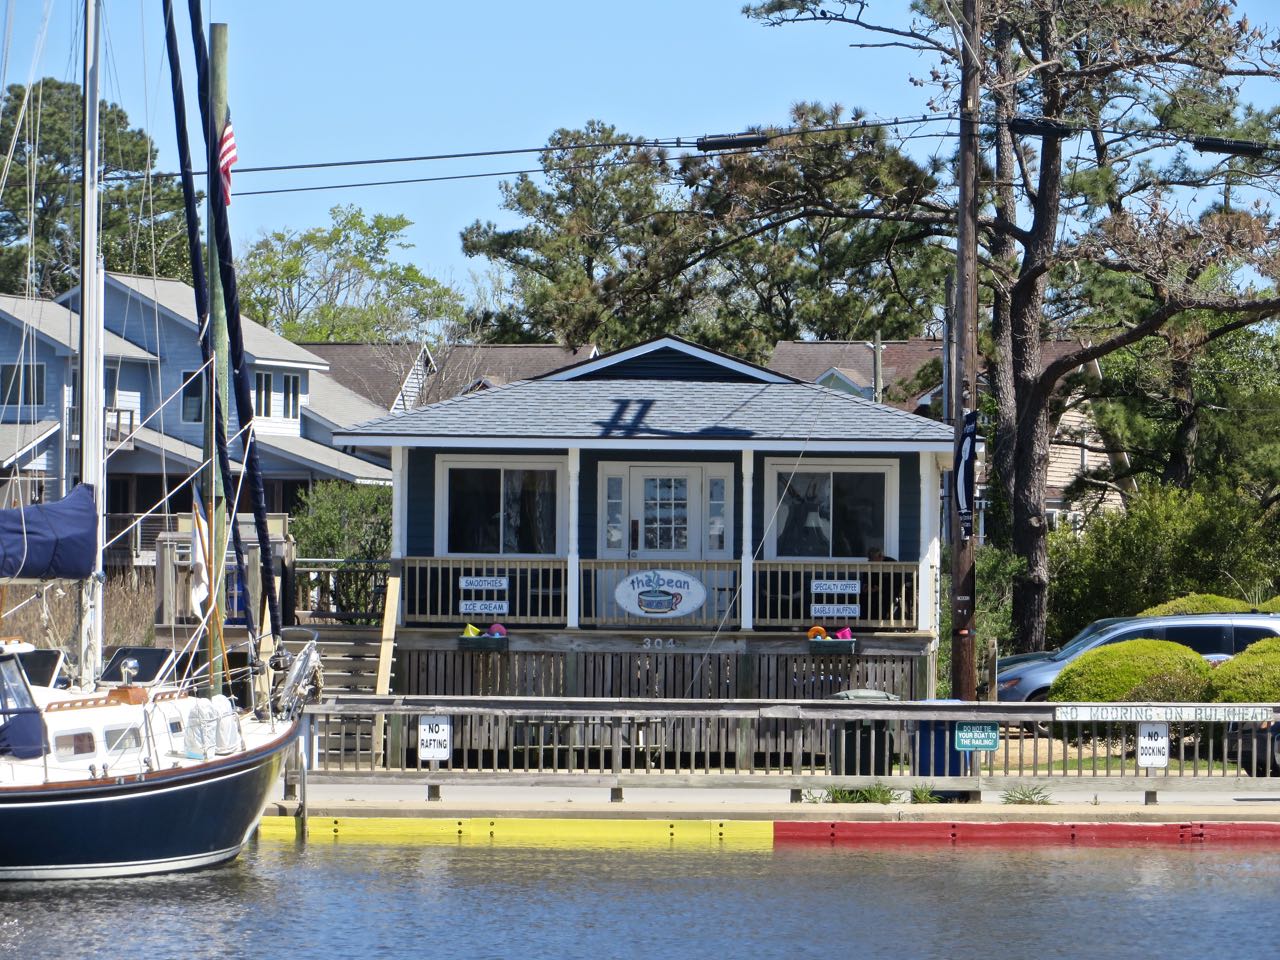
[641,637,677,649]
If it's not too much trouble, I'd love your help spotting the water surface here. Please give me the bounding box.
[3,840,1277,959]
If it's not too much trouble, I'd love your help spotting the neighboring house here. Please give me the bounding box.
[418,343,598,405]
[298,342,431,412]
[0,273,391,561]
[768,339,1125,530]
[336,336,952,643]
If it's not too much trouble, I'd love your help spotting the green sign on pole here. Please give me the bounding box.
[954,721,999,752]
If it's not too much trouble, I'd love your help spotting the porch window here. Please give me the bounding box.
[1,362,44,406]
[445,466,557,555]
[768,460,897,559]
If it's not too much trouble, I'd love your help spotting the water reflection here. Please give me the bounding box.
[2,842,1277,960]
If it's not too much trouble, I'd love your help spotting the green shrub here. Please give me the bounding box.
[1123,670,1211,703]
[851,782,902,804]
[1208,648,1280,702]
[1137,594,1253,617]
[1236,636,1280,659]
[1257,597,1280,613]
[1048,639,1211,703]
[1001,784,1053,804]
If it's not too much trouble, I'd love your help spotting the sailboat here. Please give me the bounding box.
[0,1,315,879]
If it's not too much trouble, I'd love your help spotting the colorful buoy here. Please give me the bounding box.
[807,625,828,640]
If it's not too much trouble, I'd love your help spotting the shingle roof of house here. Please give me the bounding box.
[258,434,390,484]
[338,378,954,447]
[104,274,327,367]
[420,343,597,404]
[0,420,59,469]
[298,343,423,410]
[0,295,155,361]
[304,369,391,429]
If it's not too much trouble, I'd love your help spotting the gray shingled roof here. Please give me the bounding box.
[0,420,59,468]
[338,378,954,445]
[258,434,390,483]
[106,274,327,367]
[421,343,596,403]
[299,342,422,409]
[305,369,390,428]
[0,295,155,361]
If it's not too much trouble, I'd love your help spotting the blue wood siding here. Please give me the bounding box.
[576,347,767,382]
[0,317,68,425]
[405,449,435,555]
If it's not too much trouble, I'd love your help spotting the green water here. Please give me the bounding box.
[2,841,1277,959]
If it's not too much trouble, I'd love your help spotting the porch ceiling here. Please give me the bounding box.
[338,378,955,449]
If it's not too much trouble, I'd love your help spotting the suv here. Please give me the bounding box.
[995,613,1280,703]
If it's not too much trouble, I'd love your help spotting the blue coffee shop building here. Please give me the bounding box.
[337,338,955,698]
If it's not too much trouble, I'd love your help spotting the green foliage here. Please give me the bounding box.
[291,482,392,621]
[1048,639,1211,703]
[1207,648,1280,703]
[0,79,192,295]
[1123,670,1211,704]
[1047,485,1280,645]
[850,782,901,804]
[1000,785,1054,805]
[909,784,941,804]
[239,205,465,344]
[1137,594,1253,617]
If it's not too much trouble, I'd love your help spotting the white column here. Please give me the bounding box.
[567,448,581,629]
[390,447,407,559]
[740,451,754,631]
[918,452,942,634]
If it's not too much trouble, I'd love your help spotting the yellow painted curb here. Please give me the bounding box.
[257,816,774,849]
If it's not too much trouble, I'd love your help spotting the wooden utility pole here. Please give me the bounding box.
[204,23,231,696]
[950,0,981,701]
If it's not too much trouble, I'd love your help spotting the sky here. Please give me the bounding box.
[7,1,1280,300]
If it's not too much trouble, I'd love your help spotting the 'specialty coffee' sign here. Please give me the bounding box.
[614,569,707,618]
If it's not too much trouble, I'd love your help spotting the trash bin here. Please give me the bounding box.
[912,698,965,778]
[829,688,899,776]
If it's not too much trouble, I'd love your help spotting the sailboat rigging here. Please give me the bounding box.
[0,0,313,880]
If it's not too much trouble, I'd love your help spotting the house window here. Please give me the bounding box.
[282,374,300,419]
[767,460,898,560]
[1,362,44,406]
[707,477,727,552]
[444,465,558,555]
[604,475,624,551]
[255,371,273,417]
[181,369,203,423]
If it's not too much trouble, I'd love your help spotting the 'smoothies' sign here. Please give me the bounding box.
[615,569,707,618]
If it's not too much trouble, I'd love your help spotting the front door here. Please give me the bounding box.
[627,466,702,561]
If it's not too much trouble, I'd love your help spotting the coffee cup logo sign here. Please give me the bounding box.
[615,569,707,618]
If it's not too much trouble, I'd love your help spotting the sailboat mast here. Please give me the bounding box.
[76,0,104,686]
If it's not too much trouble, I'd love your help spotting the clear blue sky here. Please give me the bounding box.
[9,1,1280,299]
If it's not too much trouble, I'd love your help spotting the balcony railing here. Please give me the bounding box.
[66,406,137,449]
[400,556,926,632]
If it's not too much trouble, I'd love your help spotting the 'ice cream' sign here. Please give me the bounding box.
[614,569,707,618]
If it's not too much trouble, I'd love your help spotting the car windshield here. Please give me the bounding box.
[1050,618,1131,662]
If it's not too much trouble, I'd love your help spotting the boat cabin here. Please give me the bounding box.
[338,337,952,645]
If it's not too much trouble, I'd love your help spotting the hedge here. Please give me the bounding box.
[1048,639,1211,703]
[1207,647,1280,702]
[1136,594,1253,617]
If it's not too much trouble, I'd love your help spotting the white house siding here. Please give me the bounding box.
[1048,406,1120,507]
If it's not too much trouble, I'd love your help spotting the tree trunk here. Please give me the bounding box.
[1010,396,1053,652]
[1162,356,1198,488]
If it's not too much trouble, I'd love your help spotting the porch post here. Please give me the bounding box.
[391,447,406,560]
[918,451,940,634]
[740,451,754,631]
[567,447,580,629]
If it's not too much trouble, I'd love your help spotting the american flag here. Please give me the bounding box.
[218,110,239,204]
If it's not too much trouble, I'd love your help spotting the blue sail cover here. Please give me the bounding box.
[0,484,97,580]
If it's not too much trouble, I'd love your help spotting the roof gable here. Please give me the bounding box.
[545,337,792,385]
[299,342,425,409]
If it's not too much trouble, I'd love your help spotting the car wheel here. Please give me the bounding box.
[1025,689,1052,737]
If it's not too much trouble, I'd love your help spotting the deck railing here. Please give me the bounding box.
[753,560,918,629]
[577,559,740,629]
[402,557,569,625]
[299,697,1280,804]
[399,556,928,632]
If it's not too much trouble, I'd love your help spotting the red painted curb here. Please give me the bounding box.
[772,820,1280,846]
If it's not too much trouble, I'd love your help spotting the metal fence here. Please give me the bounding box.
[297,697,1280,804]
